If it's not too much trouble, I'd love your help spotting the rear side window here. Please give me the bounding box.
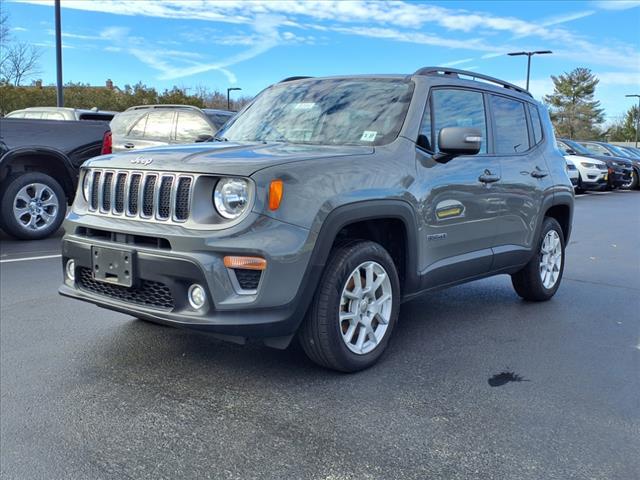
[128,113,148,138]
[490,95,530,154]
[176,111,213,142]
[431,89,487,154]
[528,105,543,145]
[44,112,65,120]
[143,111,175,141]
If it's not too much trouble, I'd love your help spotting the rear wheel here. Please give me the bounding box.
[0,172,66,240]
[511,217,565,302]
[575,174,585,194]
[298,240,400,372]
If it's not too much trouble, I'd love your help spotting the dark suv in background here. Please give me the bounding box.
[109,105,234,152]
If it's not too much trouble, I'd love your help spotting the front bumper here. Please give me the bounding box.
[59,213,318,346]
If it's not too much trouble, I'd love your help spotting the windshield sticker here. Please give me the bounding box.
[293,102,316,110]
[360,131,377,142]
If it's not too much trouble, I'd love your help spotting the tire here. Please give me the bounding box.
[622,169,639,190]
[575,174,585,194]
[0,172,66,240]
[511,217,565,302]
[298,240,400,372]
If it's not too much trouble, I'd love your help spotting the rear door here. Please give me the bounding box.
[415,87,502,288]
[490,96,549,268]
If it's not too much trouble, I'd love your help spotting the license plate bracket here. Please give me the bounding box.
[91,246,135,287]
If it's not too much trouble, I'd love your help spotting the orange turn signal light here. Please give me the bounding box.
[223,256,267,271]
[269,179,283,211]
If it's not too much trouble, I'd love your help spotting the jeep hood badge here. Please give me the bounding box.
[131,156,153,165]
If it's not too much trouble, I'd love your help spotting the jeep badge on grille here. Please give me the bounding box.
[131,156,153,165]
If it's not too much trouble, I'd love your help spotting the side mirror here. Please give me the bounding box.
[433,127,482,164]
[195,134,214,143]
[566,148,576,155]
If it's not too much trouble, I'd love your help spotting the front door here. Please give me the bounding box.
[414,87,502,289]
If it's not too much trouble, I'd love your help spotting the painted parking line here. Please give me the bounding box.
[0,254,62,264]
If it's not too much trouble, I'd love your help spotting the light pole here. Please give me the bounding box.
[227,87,241,111]
[508,50,552,91]
[54,0,64,107]
[625,94,640,148]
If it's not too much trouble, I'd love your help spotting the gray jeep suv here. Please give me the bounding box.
[59,68,573,372]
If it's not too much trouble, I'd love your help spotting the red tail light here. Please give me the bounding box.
[608,167,613,174]
[101,131,112,154]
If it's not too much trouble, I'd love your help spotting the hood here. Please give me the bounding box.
[576,151,633,166]
[565,154,605,164]
[84,142,374,176]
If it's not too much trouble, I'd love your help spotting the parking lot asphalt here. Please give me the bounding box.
[1,191,639,480]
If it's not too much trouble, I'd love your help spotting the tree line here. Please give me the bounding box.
[0,82,252,114]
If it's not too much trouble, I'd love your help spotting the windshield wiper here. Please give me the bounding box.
[213,135,228,142]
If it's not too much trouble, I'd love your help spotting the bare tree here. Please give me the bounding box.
[1,42,42,85]
[1,13,10,45]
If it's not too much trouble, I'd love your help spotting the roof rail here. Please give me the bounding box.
[414,67,531,97]
[124,104,202,111]
[279,76,313,83]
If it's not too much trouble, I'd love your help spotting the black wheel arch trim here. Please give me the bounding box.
[0,147,78,196]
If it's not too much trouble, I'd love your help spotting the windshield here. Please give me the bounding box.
[607,144,632,158]
[206,112,233,130]
[561,139,592,155]
[219,78,414,146]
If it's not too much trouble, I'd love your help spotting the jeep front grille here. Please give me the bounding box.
[86,169,193,223]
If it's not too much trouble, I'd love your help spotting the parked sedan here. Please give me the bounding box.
[557,140,608,192]
[558,139,632,189]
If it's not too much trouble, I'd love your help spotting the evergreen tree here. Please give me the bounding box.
[607,105,638,142]
[544,67,604,139]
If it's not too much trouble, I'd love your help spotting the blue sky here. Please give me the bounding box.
[5,0,640,124]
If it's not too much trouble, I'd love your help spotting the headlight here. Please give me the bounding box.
[580,162,597,168]
[213,178,250,219]
[82,170,91,201]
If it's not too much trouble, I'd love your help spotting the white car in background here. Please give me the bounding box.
[557,141,608,193]
[565,158,579,188]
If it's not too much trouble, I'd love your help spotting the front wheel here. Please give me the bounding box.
[298,240,400,372]
[511,217,565,302]
[0,172,66,240]
[622,170,638,190]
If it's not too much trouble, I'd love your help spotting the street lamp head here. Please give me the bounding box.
[625,94,640,98]
[533,50,553,55]
[508,52,527,56]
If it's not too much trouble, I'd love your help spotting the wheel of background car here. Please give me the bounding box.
[0,172,66,240]
[575,174,584,194]
[298,240,400,372]
[511,217,565,302]
[622,170,638,190]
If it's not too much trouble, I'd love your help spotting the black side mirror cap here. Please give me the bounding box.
[195,134,214,143]
[432,127,482,164]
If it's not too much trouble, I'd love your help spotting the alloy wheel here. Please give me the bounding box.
[339,261,393,355]
[539,230,562,289]
[12,183,59,231]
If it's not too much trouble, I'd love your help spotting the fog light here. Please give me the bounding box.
[65,259,75,281]
[188,284,206,310]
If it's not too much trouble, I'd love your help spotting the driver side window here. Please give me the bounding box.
[431,89,487,154]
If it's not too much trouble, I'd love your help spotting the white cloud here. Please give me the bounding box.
[15,0,640,81]
[596,71,640,85]
[591,0,640,10]
[12,26,28,32]
[441,58,476,67]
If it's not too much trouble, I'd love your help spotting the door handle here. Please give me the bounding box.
[478,170,501,184]
[531,167,548,179]
[124,142,135,149]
